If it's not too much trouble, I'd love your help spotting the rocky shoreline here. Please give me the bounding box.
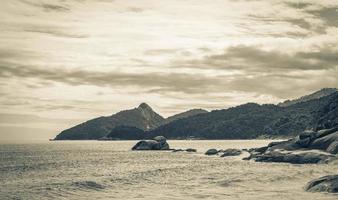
[131,127,337,193]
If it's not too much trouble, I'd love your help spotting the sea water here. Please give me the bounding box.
[0,140,337,200]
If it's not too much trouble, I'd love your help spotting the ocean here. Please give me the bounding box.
[0,140,337,200]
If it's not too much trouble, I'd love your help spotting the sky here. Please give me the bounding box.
[0,0,338,141]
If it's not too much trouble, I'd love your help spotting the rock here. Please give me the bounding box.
[131,136,170,150]
[305,175,338,193]
[172,149,184,152]
[249,146,269,153]
[205,149,218,155]
[245,127,338,164]
[309,131,338,151]
[132,140,159,150]
[153,136,167,144]
[327,141,338,154]
[220,149,242,157]
[316,127,338,138]
[295,130,317,148]
[253,150,335,164]
[186,148,197,152]
[267,139,302,151]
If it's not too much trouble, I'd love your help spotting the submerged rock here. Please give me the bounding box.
[205,149,218,155]
[220,149,242,157]
[305,175,338,193]
[132,136,170,150]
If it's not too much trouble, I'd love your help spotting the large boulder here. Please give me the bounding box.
[305,175,338,193]
[132,136,170,150]
[220,149,242,157]
[205,149,218,155]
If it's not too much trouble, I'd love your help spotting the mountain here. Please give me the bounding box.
[104,109,208,140]
[55,89,338,140]
[278,88,337,107]
[105,126,145,140]
[164,109,208,124]
[54,103,164,140]
[147,91,338,139]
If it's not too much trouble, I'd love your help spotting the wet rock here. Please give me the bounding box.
[132,136,170,150]
[220,149,242,157]
[205,149,218,155]
[186,148,197,152]
[305,175,338,193]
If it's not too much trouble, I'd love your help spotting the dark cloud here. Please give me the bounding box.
[0,64,226,94]
[174,45,338,72]
[19,0,70,12]
[246,14,315,34]
[0,43,337,99]
[284,3,338,31]
[307,7,338,27]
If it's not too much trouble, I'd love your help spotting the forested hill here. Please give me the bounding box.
[55,89,338,140]
[147,92,338,139]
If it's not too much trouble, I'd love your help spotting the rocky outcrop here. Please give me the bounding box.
[245,128,338,164]
[132,136,170,150]
[305,175,338,193]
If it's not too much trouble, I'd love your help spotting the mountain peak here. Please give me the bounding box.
[138,103,152,110]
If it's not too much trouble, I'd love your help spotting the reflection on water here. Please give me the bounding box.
[0,140,337,200]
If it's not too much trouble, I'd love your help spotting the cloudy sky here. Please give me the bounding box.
[0,0,338,141]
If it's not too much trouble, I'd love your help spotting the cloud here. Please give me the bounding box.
[0,64,225,95]
[0,113,81,124]
[307,6,338,27]
[18,0,70,12]
[173,45,338,72]
[0,0,338,125]
[285,2,312,9]
[24,26,89,38]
